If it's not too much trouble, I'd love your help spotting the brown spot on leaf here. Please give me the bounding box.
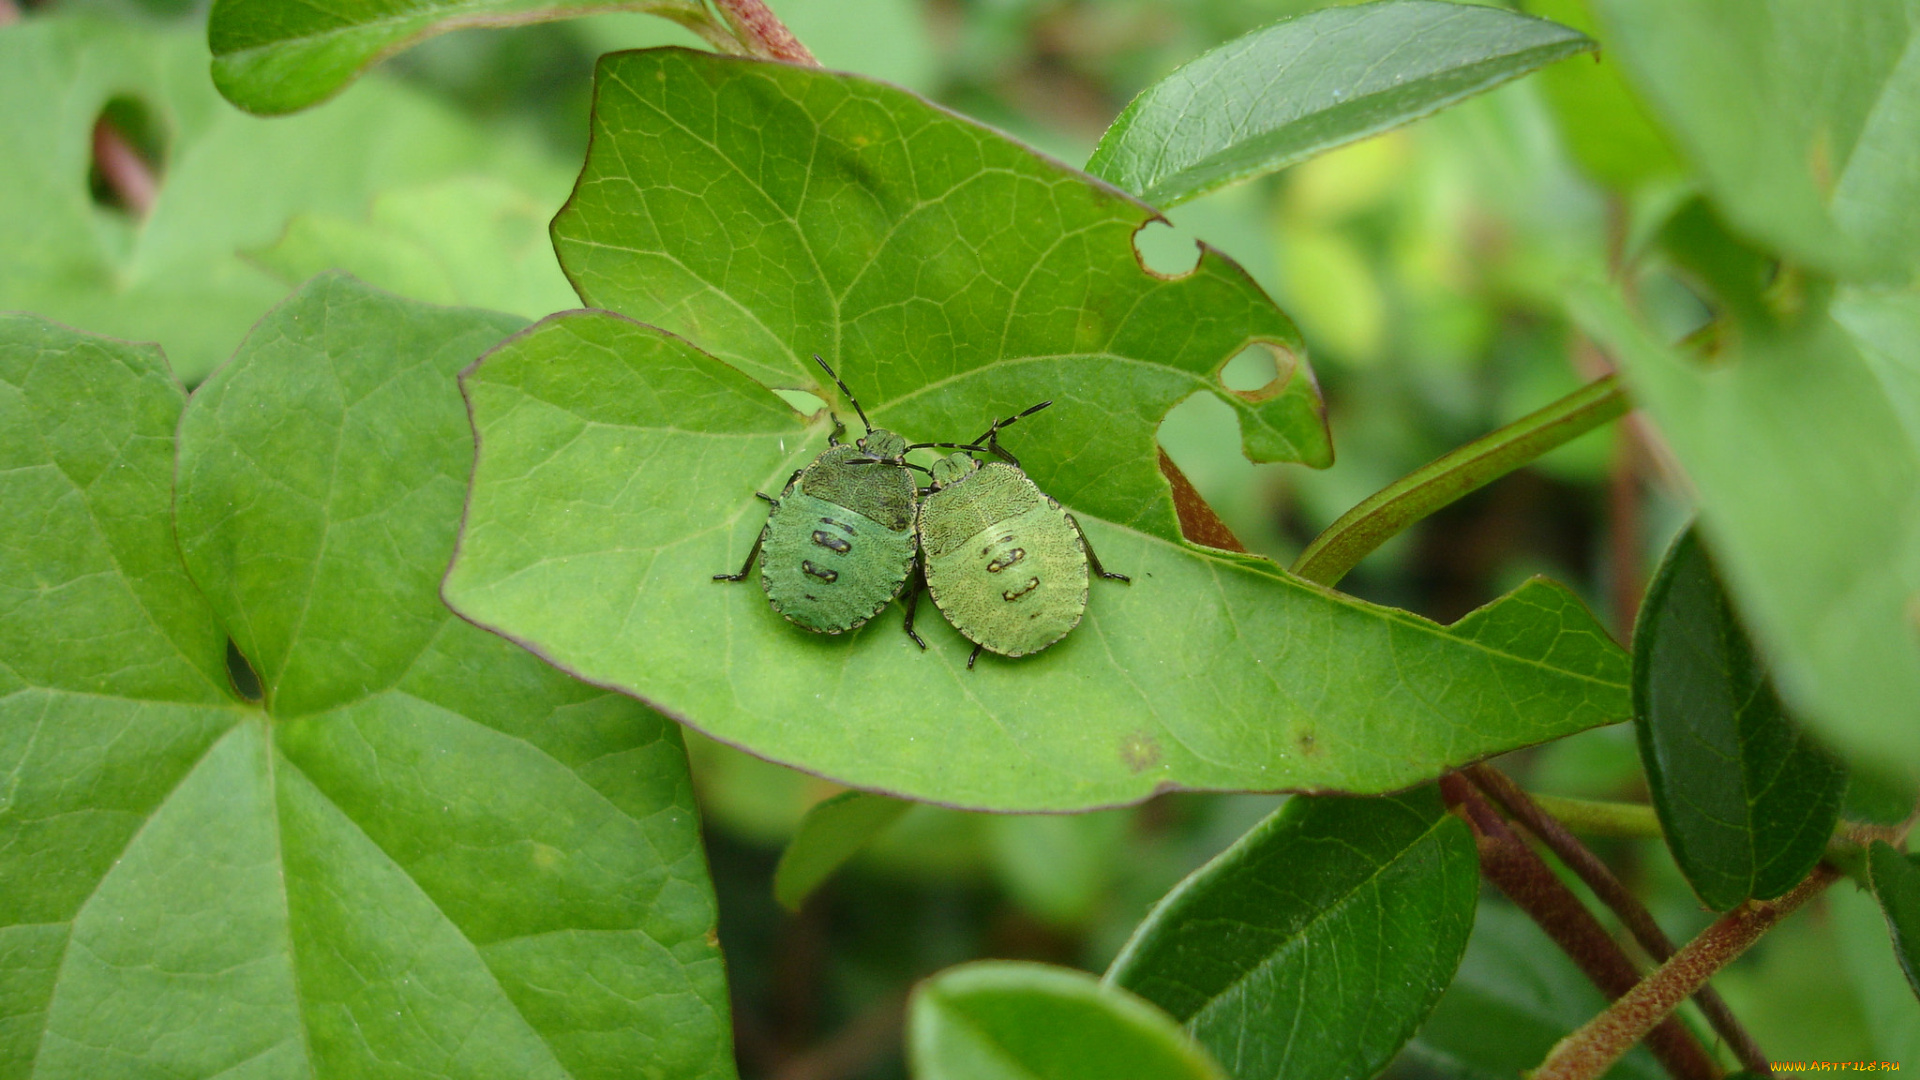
[1120,732,1162,774]
[1296,730,1318,756]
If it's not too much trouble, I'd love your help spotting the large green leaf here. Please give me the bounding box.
[1,317,250,1079]
[0,14,563,386]
[1105,790,1476,1080]
[1404,903,1665,1080]
[1576,285,1920,778]
[1,278,735,1077]
[1592,0,1920,281]
[1633,527,1845,910]
[1085,1,1594,208]
[443,49,1633,812]
[909,962,1226,1080]
[1869,841,1920,1000]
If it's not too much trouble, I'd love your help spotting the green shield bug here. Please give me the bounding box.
[714,356,930,643]
[917,403,1130,668]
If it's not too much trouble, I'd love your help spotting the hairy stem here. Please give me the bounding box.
[1465,765,1769,1074]
[712,0,818,63]
[1437,776,1718,1080]
[1534,865,1839,1080]
[1291,374,1628,587]
[1527,794,1665,839]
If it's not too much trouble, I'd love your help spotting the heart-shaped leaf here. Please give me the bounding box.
[443,50,1634,811]
[1592,0,1920,281]
[909,961,1226,1080]
[0,14,563,386]
[1633,526,1846,911]
[0,277,735,1077]
[1105,790,1477,1080]
[1086,1,1594,208]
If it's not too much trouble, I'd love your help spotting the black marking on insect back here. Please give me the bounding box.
[986,548,1025,573]
[811,530,852,553]
[802,560,838,583]
[820,517,857,537]
[1002,577,1040,602]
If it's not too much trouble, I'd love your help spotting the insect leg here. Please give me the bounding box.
[1067,513,1131,582]
[899,561,928,650]
[714,524,769,582]
[967,642,984,670]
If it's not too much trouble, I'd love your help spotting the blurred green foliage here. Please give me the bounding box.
[7,0,1912,1074]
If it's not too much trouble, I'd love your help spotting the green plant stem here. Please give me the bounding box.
[1527,794,1665,839]
[1291,374,1628,586]
[1437,775,1718,1080]
[1465,766,1770,1075]
[711,0,817,62]
[1533,864,1840,1080]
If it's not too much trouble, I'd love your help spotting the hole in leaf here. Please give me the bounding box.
[226,638,263,702]
[1219,342,1292,402]
[1131,219,1202,278]
[88,95,166,219]
[1220,344,1280,392]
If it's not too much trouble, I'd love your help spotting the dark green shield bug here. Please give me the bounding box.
[917,404,1129,668]
[714,356,927,642]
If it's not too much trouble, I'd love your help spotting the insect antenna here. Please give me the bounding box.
[813,354,874,436]
[968,399,1052,447]
[904,441,989,453]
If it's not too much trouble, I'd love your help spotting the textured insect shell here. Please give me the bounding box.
[760,443,919,634]
[919,461,1090,657]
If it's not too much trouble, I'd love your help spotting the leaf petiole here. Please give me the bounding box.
[1292,374,1629,587]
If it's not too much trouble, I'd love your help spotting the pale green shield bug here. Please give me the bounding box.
[715,356,930,643]
[917,404,1129,668]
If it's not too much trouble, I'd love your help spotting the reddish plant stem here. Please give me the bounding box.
[0,0,19,28]
[1464,764,1769,1074]
[713,0,817,63]
[1534,865,1839,1080]
[92,118,157,218]
[1438,775,1719,1080]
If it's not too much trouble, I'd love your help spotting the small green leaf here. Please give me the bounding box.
[1405,903,1665,1080]
[208,0,715,115]
[1085,1,1594,208]
[1575,284,1920,778]
[1633,527,1846,911]
[909,961,1226,1080]
[1105,790,1476,1080]
[0,14,562,385]
[1592,0,1920,280]
[1869,841,1920,1000]
[773,791,911,911]
[447,50,1635,812]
